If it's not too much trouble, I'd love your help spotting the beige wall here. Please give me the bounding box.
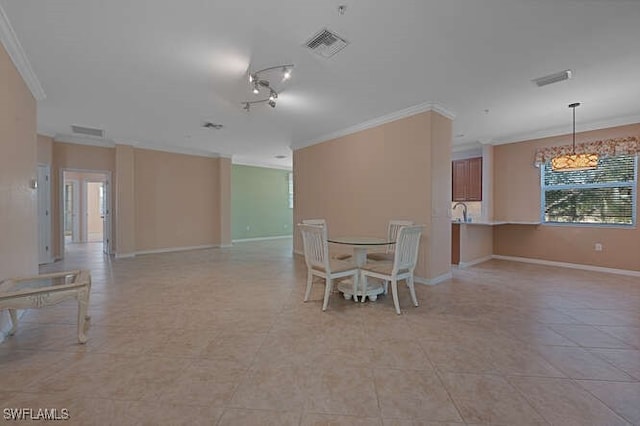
[37,134,53,165]
[134,148,221,252]
[293,110,452,281]
[51,142,115,257]
[459,225,493,265]
[0,41,38,279]
[86,182,103,238]
[493,122,640,271]
[0,42,37,338]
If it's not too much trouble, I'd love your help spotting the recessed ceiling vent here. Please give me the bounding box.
[532,69,572,87]
[71,125,104,138]
[305,28,349,58]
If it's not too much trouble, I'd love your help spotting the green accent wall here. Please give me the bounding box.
[232,165,293,240]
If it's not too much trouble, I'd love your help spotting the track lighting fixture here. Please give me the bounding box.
[242,64,293,111]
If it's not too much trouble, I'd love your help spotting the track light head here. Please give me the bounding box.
[245,64,293,111]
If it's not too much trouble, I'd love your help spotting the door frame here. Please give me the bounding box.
[60,168,113,258]
[37,164,52,264]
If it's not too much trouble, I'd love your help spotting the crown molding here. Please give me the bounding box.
[128,142,222,159]
[292,102,457,150]
[233,157,292,171]
[0,5,45,101]
[452,141,483,153]
[54,134,222,158]
[54,133,115,148]
[491,113,640,146]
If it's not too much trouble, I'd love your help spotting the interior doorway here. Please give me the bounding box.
[62,170,112,256]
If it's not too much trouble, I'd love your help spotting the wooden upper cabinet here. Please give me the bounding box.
[452,157,482,201]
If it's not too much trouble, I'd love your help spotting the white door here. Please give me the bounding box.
[37,165,52,264]
[102,178,111,254]
[64,180,81,243]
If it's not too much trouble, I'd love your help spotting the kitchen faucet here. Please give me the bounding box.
[453,202,468,222]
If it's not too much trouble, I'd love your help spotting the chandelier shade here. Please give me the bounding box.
[550,103,599,172]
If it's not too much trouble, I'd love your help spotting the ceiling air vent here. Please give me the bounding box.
[532,69,572,87]
[203,122,223,130]
[305,28,349,58]
[71,125,105,138]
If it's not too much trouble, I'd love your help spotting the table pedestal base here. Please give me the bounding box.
[338,279,384,302]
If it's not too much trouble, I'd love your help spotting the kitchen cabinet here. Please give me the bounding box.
[452,157,482,201]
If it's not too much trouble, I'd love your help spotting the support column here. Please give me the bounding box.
[428,111,453,282]
[115,144,135,257]
[218,157,232,248]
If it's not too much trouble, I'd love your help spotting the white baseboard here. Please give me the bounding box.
[219,244,233,248]
[135,244,219,256]
[458,255,493,269]
[415,272,453,286]
[115,252,136,259]
[232,235,292,243]
[492,255,640,278]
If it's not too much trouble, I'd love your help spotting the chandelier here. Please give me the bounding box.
[550,103,599,172]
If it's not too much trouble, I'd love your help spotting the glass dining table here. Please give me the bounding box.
[328,236,395,302]
[0,270,92,343]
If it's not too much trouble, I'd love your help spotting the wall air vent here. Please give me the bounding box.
[532,69,572,87]
[71,125,105,138]
[305,28,349,58]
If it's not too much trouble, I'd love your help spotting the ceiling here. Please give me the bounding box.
[2,0,640,169]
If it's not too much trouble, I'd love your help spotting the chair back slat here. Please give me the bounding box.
[302,219,326,227]
[387,220,414,253]
[393,225,424,273]
[299,224,330,271]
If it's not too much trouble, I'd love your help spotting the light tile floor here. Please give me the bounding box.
[1,240,639,425]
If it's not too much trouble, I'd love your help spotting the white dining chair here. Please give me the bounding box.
[299,224,359,311]
[302,219,351,260]
[360,225,424,314]
[367,219,414,261]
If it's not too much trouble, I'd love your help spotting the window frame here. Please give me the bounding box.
[540,155,638,228]
[288,172,294,209]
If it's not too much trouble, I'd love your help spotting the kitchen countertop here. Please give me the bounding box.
[451,220,541,226]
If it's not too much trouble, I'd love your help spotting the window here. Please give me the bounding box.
[541,155,637,225]
[288,172,294,209]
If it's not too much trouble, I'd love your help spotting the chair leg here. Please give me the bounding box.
[353,272,359,302]
[391,279,401,314]
[360,273,369,303]
[383,280,388,295]
[408,275,419,307]
[304,270,313,302]
[322,278,333,311]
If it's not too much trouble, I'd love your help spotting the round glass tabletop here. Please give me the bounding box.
[328,236,394,246]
